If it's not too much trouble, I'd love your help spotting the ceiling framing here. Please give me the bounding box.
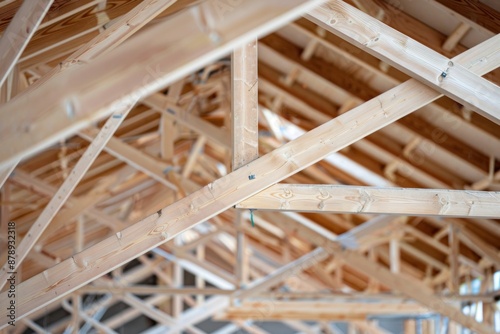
[0,0,499,333]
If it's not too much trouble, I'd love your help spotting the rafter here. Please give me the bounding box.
[0,0,54,88]
[236,184,500,218]
[307,1,500,124]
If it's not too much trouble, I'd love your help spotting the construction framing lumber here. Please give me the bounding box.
[0,0,323,167]
[0,104,136,290]
[236,184,500,218]
[0,0,54,88]
[231,39,259,169]
[306,1,500,124]
[2,31,498,326]
[0,161,16,189]
[217,300,429,321]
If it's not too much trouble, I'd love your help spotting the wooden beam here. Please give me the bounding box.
[448,224,460,292]
[80,285,234,295]
[0,0,322,167]
[232,38,259,289]
[0,0,54,88]
[237,184,500,218]
[231,39,259,169]
[306,1,500,124]
[0,103,136,290]
[1,30,497,328]
[216,300,429,321]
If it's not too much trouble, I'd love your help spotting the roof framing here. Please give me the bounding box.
[0,0,499,333]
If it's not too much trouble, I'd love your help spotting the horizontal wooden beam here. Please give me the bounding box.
[0,0,323,167]
[80,285,234,295]
[216,300,429,321]
[236,184,500,218]
[0,0,54,87]
[307,1,500,124]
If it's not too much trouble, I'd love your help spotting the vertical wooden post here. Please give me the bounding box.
[390,233,400,273]
[196,244,206,305]
[231,39,259,169]
[448,224,459,293]
[405,319,416,334]
[232,39,259,287]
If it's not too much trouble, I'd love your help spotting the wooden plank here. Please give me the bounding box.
[1,29,497,328]
[237,184,500,218]
[232,39,259,169]
[0,0,322,167]
[0,161,16,189]
[232,38,259,290]
[217,300,428,321]
[28,0,179,90]
[306,1,500,125]
[0,102,136,290]
[0,0,54,87]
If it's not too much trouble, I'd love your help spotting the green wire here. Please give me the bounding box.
[250,209,255,227]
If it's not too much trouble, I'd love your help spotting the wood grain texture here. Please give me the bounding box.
[236,184,500,218]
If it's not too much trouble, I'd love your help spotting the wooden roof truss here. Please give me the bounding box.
[0,0,499,333]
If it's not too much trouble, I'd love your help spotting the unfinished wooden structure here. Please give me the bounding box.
[0,0,499,333]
